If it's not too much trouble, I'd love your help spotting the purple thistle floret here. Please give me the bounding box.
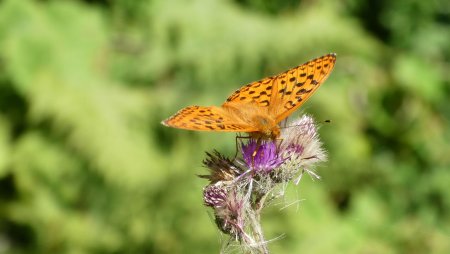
[241,140,285,173]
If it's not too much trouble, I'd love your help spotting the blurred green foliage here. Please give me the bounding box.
[0,0,448,253]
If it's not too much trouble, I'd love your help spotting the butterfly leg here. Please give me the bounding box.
[234,134,251,160]
[234,135,241,160]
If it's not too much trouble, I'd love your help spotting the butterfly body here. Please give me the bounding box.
[221,101,280,139]
[162,53,337,139]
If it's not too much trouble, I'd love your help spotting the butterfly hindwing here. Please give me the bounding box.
[162,105,256,132]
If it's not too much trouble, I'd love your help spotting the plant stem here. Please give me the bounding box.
[246,191,272,254]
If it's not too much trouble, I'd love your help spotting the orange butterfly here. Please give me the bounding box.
[162,53,336,140]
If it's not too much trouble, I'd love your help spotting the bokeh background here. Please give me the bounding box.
[0,0,449,253]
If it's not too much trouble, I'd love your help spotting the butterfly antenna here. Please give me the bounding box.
[279,119,332,130]
[279,122,315,130]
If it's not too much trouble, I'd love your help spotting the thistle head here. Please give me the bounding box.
[200,114,328,248]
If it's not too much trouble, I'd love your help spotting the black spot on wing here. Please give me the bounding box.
[296,88,313,95]
[284,100,296,109]
[260,100,270,106]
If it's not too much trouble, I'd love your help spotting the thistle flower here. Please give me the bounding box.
[278,115,327,183]
[203,184,247,238]
[203,184,227,208]
[199,150,245,184]
[241,140,285,173]
[280,115,323,157]
[200,114,327,252]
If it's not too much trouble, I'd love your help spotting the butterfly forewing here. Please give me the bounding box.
[224,54,336,120]
[271,53,336,122]
[223,75,276,108]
